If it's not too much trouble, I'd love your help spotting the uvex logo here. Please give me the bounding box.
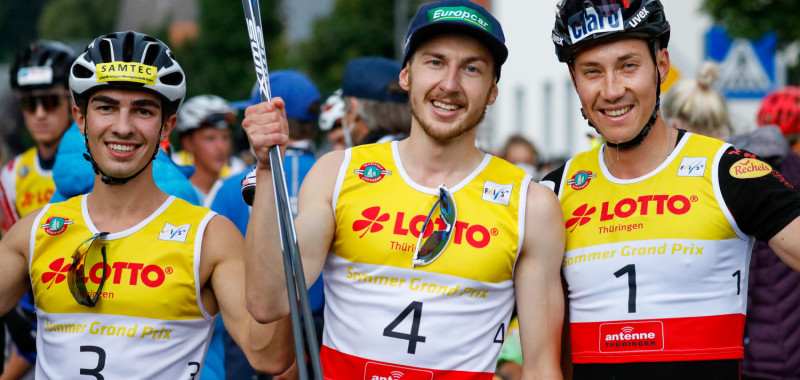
[41,259,173,288]
[566,194,697,231]
[352,206,497,248]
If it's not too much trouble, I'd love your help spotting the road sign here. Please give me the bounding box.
[706,26,777,99]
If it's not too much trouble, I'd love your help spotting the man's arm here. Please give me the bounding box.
[241,98,339,324]
[768,216,800,272]
[515,182,566,380]
[204,215,294,375]
[0,212,36,316]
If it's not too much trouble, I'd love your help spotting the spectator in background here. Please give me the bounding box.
[211,69,322,380]
[341,56,411,146]
[319,89,347,152]
[500,134,540,180]
[0,40,76,380]
[2,41,75,232]
[758,86,800,155]
[661,62,733,140]
[173,95,238,207]
[731,88,800,380]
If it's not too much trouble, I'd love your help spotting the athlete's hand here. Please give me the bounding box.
[242,97,289,169]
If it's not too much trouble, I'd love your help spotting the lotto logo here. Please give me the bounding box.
[41,258,173,288]
[566,194,697,232]
[352,206,498,248]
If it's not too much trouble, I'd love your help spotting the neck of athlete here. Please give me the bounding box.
[602,117,675,179]
[398,122,485,189]
[190,167,219,195]
[85,165,169,233]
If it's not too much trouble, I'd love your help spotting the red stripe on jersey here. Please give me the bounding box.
[321,345,494,380]
[571,314,745,363]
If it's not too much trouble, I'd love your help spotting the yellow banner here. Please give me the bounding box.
[96,62,157,85]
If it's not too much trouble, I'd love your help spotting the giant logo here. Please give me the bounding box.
[566,194,697,231]
[352,206,497,248]
[42,258,172,288]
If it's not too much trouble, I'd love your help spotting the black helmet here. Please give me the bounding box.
[10,40,76,91]
[552,0,670,63]
[70,31,186,117]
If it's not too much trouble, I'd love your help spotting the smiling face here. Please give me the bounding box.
[400,33,498,143]
[571,38,669,145]
[73,88,175,180]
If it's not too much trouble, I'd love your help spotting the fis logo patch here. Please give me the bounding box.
[482,181,513,206]
[678,157,707,177]
[159,223,190,243]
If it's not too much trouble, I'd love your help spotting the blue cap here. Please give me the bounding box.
[231,69,320,121]
[342,57,408,103]
[403,0,507,78]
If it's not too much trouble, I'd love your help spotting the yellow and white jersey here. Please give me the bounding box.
[552,132,753,363]
[323,141,530,379]
[30,195,217,379]
[0,147,55,220]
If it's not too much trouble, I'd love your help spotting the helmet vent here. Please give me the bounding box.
[160,71,184,86]
[122,32,135,62]
[142,43,159,66]
[99,39,113,63]
[72,62,94,79]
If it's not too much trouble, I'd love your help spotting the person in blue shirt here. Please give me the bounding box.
[211,69,322,379]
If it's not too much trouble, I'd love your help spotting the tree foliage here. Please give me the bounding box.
[0,0,47,61]
[38,0,121,44]
[702,0,800,83]
[174,0,286,101]
[701,0,800,48]
[297,0,425,93]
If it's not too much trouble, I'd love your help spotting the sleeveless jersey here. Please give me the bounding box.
[323,141,530,379]
[555,133,753,363]
[0,147,55,220]
[30,195,217,379]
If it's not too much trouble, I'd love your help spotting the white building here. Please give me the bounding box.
[487,0,785,161]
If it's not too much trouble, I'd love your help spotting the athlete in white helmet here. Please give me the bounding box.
[319,89,347,152]
[0,31,292,379]
[174,95,240,206]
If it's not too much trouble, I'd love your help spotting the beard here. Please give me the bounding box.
[407,72,493,144]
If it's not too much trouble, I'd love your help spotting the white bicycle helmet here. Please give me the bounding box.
[70,30,186,117]
[319,89,344,131]
[176,94,237,134]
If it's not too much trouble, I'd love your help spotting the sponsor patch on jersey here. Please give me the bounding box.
[599,321,664,353]
[18,164,30,178]
[40,216,74,235]
[159,222,190,243]
[677,157,707,177]
[482,180,513,206]
[567,170,597,190]
[730,158,772,179]
[354,162,391,183]
[364,361,434,380]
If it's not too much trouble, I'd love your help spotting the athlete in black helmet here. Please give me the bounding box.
[2,41,77,230]
[0,41,76,379]
[0,31,293,379]
[542,1,800,379]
